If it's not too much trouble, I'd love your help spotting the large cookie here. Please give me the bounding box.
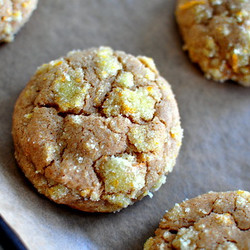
[12,47,183,212]
[0,0,38,42]
[144,191,250,249]
[176,0,250,87]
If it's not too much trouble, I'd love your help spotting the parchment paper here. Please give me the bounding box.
[0,0,249,249]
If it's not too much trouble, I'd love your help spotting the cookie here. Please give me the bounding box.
[144,190,250,249]
[0,0,38,42]
[12,46,183,212]
[176,0,250,87]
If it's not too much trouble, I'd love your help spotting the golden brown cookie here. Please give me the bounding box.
[176,0,250,87]
[12,46,183,212]
[0,0,38,42]
[144,190,250,249]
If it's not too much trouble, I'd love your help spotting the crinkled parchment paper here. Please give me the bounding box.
[0,0,249,249]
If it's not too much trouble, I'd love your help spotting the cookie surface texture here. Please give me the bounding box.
[176,0,250,86]
[144,190,250,249]
[0,0,38,42]
[12,47,183,212]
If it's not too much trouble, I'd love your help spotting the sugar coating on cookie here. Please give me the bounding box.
[176,0,250,86]
[12,47,183,212]
[0,0,38,42]
[144,191,250,249]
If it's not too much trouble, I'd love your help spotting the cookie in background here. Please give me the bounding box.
[176,0,250,87]
[144,190,250,249]
[0,0,38,42]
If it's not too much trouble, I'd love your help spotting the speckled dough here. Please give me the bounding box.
[176,0,250,87]
[144,191,250,249]
[0,0,38,42]
[12,47,183,212]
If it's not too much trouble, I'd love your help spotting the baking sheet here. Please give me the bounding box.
[0,0,249,249]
